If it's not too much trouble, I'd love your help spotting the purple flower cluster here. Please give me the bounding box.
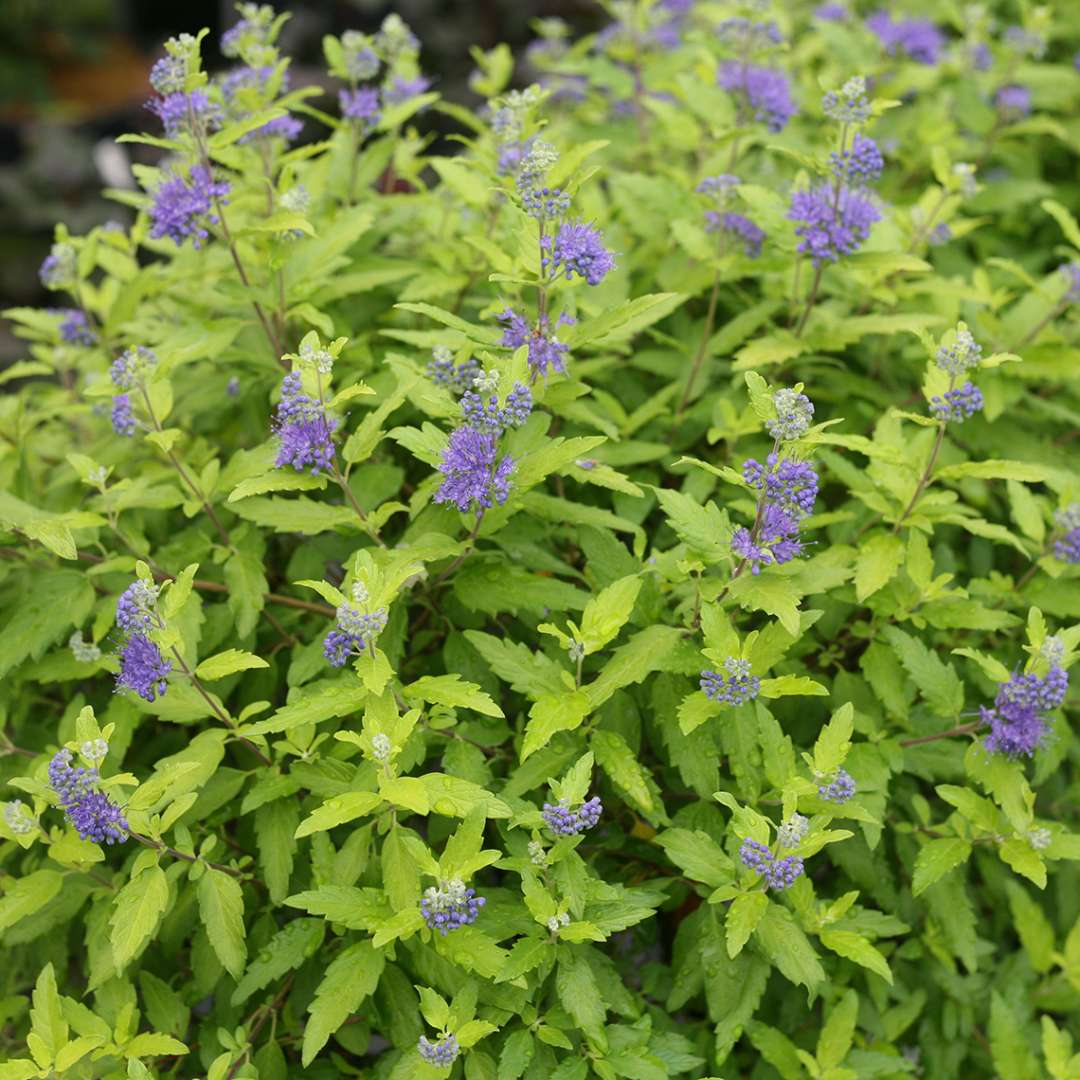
[701,657,760,706]
[718,63,797,132]
[420,879,485,935]
[1055,505,1080,564]
[543,222,616,286]
[499,309,572,379]
[384,75,432,106]
[995,84,1031,121]
[830,133,884,185]
[418,1035,459,1067]
[147,89,218,137]
[716,18,784,52]
[930,382,984,423]
[150,166,230,248]
[48,749,129,845]
[765,388,815,441]
[323,605,388,667]
[983,665,1069,758]
[461,383,533,437]
[428,351,480,394]
[818,768,856,803]
[116,580,159,632]
[339,86,381,127]
[743,455,819,517]
[814,3,847,21]
[39,243,76,291]
[111,395,136,437]
[110,345,157,390]
[866,11,944,65]
[149,54,185,95]
[969,42,993,71]
[705,212,765,257]
[731,453,818,573]
[58,309,96,346]
[789,183,881,265]
[434,427,515,513]
[1062,263,1080,305]
[542,796,603,835]
[273,372,338,475]
[117,633,172,702]
[739,839,804,890]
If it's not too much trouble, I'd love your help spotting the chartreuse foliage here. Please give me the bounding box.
[3,1,1080,1078]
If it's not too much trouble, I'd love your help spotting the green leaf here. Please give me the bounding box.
[402,674,503,717]
[813,703,854,776]
[111,864,169,971]
[555,947,607,1046]
[591,729,655,815]
[198,870,247,979]
[420,774,512,819]
[194,649,269,681]
[753,903,825,994]
[0,569,94,678]
[230,918,325,1005]
[655,828,732,887]
[816,989,858,1069]
[464,631,567,700]
[295,791,383,838]
[123,1033,189,1058]
[726,892,769,958]
[302,941,385,1067]
[0,869,62,933]
[854,532,906,602]
[937,460,1051,483]
[28,962,67,1067]
[522,691,592,760]
[579,574,641,654]
[498,1030,535,1079]
[1005,881,1054,973]
[758,675,830,699]
[224,548,268,638]
[255,797,299,904]
[881,626,964,717]
[989,992,1040,1080]
[818,930,893,984]
[999,838,1046,888]
[912,838,972,896]
[565,293,686,349]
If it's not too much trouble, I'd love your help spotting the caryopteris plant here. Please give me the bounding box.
[2,2,1080,1077]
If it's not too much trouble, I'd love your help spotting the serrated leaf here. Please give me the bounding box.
[302,940,385,1066]
[230,918,325,1005]
[854,532,906,602]
[111,865,169,971]
[912,838,972,896]
[195,649,269,680]
[726,892,768,958]
[198,870,246,979]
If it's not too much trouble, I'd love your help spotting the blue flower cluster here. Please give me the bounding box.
[418,1035,459,1067]
[427,348,481,393]
[995,84,1032,121]
[117,633,172,702]
[765,389,815,441]
[420,879,486,935]
[323,601,388,668]
[789,178,881,266]
[701,657,760,706]
[830,133,884,185]
[58,309,96,347]
[543,222,617,285]
[930,382,984,423]
[499,309,574,381]
[867,10,944,65]
[461,383,533,437]
[1054,505,1080,564]
[542,795,603,836]
[116,580,160,632]
[273,371,339,475]
[339,86,381,128]
[434,427,515,514]
[111,395,136,437]
[983,665,1068,758]
[150,166,230,248]
[48,748,129,845]
[740,839,804,890]
[818,768,856,803]
[718,62,797,133]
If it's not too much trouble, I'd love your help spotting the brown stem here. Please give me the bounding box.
[226,975,295,1080]
[168,646,272,766]
[137,385,233,548]
[794,263,824,338]
[674,273,722,422]
[1017,299,1068,349]
[899,720,980,747]
[332,463,386,547]
[429,511,485,593]
[131,831,252,881]
[892,421,946,533]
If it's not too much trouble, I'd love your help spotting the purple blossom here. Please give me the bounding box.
[705,212,765,257]
[273,372,338,475]
[461,383,533,436]
[818,768,856,803]
[240,115,303,144]
[149,54,186,95]
[995,84,1031,121]
[116,580,159,633]
[339,87,381,126]
[418,1036,459,1067]
[116,633,172,702]
[420,879,485,935]
[323,605,387,667]
[788,182,880,265]
[742,455,819,516]
[1061,263,1080,304]
[830,133,884,186]
[58,309,96,346]
[150,165,230,248]
[1055,529,1080,564]
[866,11,944,65]
[147,89,217,137]
[930,381,984,422]
[697,175,740,198]
[383,75,432,106]
[929,223,952,246]
[718,63,797,132]
[48,749,128,845]
[498,309,571,379]
[739,839,804,890]
[428,351,480,393]
[983,666,1069,758]
[544,222,616,286]
[434,427,515,513]
[765,389,815,441]
[814,3,848,20]
[969,42,993,71]
[701,657,760,705]
[111,395,136,437]
[542,796,602,835]
[39,243,76,291]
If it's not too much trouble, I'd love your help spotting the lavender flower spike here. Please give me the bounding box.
[116,633,172,702]
[545,222,616,285]
[434,426,515,513]
[48,748,129,845]
[420,878,485,935]
[150,165,230,248]
[273,372,338,475]
[418,1035,460,1067]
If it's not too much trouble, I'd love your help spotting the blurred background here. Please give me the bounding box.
[0,0,602,340]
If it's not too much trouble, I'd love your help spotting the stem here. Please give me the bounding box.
[1017,299,1068,349]
[332,462,385,547]
[138,386,233,548]
[169,646,272,766]
[674,272,722,422]
[429,511,485,593]
[794,263,824,338]
[131,831,252,880]
[892,420,947,533]
[900,720,980,748]
[226,976,295,1080]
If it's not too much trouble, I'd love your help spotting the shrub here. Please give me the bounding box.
[2,3,1080,1078]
